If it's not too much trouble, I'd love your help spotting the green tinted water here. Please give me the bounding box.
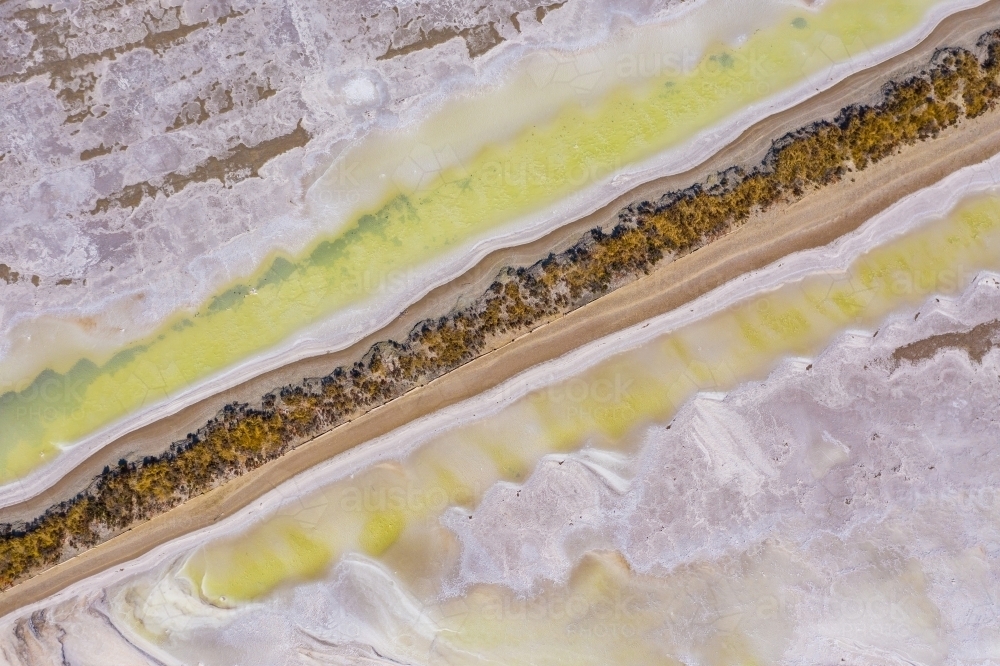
[0,0,942,480]
[179,194,1000,604]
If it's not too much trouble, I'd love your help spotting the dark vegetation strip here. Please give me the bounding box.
[3,34,1000,590]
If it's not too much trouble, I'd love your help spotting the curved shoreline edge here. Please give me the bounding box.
[0,0,988,501]
[8,94,1000,629]
[3,7,1000,612]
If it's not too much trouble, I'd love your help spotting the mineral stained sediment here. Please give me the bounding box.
[4,26,1000,591]
[0,0,971,483]
[3,1,1000,665]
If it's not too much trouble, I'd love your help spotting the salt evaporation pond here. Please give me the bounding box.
[0,0,971,485]
[10,154,999,664]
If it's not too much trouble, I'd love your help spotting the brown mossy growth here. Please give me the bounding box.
[4,33,1000,591]
[891,319,1000,369]
[0,264,20,285]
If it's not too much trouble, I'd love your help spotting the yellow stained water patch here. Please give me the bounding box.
[179,194,1000,606]
[429,557,675,664]
[482,443,531,482]
[422,540,937,664]
[0,0,951,481]
[359,509,407,556]
[149,528,943,663]
[432,465,477,507]
[182,517,332,604]
[531,355,669,444]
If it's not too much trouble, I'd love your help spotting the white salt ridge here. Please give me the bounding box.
[8,251,1000,665]
[0,0,986,502]
[5,89,1000,664]
[2,113,997,563]
[440,449,631,595]
[0,593,163,666]
[0,0,714,378]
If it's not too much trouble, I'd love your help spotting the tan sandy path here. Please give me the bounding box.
[2,0,1000,617]
[7,0,992,524]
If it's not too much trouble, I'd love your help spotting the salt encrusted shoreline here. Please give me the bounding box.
[0,0,700,383]
[7,111,1000,637]
[96,135,1000,569]
[3,29,1000,594]
[0,0,988,512]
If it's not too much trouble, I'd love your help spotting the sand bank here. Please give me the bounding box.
[0,0,988,488]
[5,34,1000,615]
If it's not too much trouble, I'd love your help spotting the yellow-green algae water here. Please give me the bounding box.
[0,0,947,480]
[176,193,1000,607]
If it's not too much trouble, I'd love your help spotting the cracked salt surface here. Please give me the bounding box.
[0,0,698,386]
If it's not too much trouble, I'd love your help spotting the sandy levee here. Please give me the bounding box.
[0,0,988,499]
[4,3,1000,615]
[2,0,998,524]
